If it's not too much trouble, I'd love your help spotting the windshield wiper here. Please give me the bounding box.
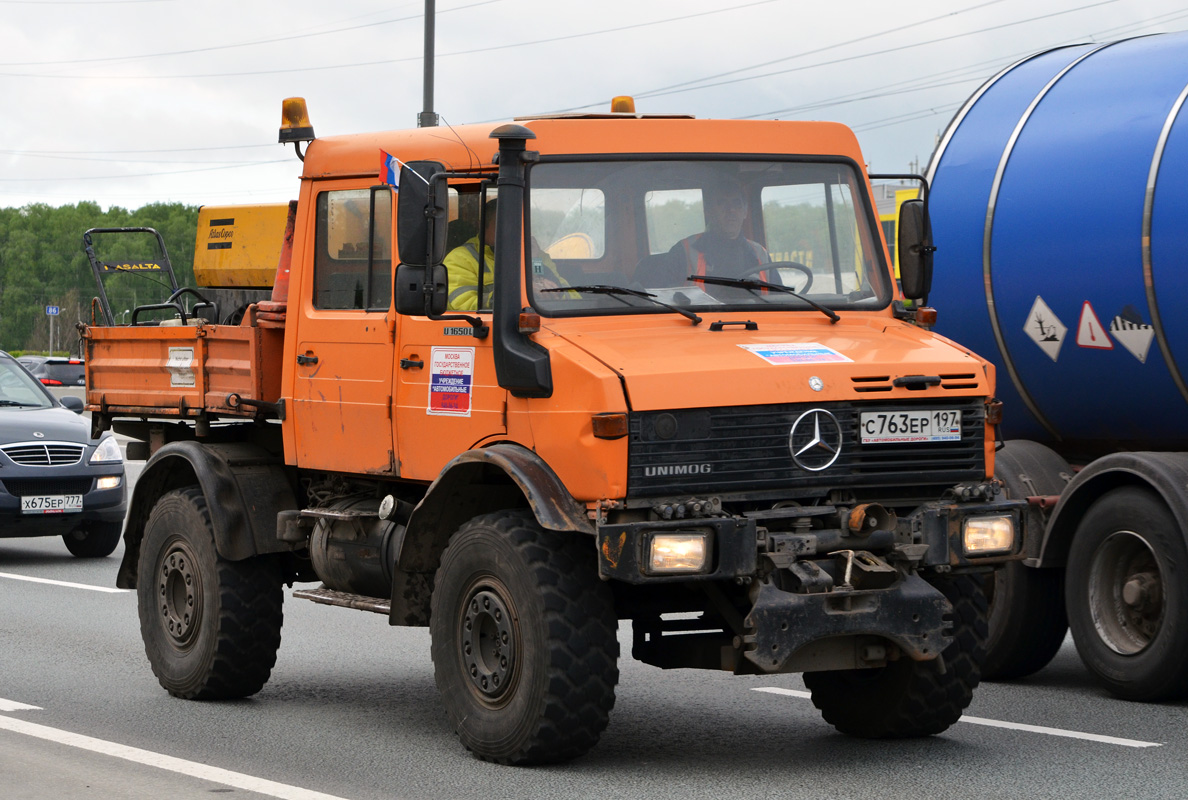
[0,400,38,407]
[688,275,840,324]
[543,285,702,325]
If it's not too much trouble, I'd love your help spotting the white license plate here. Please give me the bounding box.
[21,494,83,514]
[860,409,962,444]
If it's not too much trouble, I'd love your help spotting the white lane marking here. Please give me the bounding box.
[959,715,1162,748]
[0,715,355,800]
[0,572,129,594]
[0,698,42,711]
[752,687,1162,748]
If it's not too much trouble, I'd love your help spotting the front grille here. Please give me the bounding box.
[628,399,985,497]
[2,442,84,466]
[2,477,93,497]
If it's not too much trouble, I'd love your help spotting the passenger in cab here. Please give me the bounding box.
[445,198,571,310]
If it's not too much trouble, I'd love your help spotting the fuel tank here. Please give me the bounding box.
[926,32,1188,457]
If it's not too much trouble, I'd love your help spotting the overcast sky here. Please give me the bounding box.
[2,0,1185,211]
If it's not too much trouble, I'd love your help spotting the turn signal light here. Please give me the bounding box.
[592,413,628,440]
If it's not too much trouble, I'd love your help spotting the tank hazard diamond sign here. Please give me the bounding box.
[428,347,475,417]
[1076,301,1113,350]
[1109,305,1155,363]
[1024,296,1067,362]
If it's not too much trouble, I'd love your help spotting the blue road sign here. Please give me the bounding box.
[46,305,59,316]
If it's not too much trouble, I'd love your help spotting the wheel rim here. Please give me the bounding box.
[157,537,203,651]
[1087,530,1163,655]
[459,579,518,705]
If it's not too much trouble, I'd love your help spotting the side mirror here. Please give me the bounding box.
[59,395,85,414]
[394,263,448,317]
[396,160,448,267]
[897,199,934,301]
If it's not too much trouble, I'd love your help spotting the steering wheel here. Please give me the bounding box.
[736,261,813,293]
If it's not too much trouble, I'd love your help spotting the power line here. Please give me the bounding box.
[0,1,491,68]
[0,159,290,182]
[0,0,783,80]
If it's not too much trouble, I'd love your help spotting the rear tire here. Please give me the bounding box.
[430,510,619,764]
[62,521,122,558]
[137,487,284,700]
[1065,487,1188,701]
[804,575,987,737]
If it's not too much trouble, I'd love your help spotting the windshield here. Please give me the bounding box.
[0,359,53,408]
[526,158,890,318]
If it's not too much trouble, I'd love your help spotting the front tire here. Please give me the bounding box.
[430,510,619,765]
[137,487,284,700]
[804,575,987,738]
[62,520,122,558]
[1065,487,1188,701]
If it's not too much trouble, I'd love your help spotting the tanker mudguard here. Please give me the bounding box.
[396,443,592,574]
[1038,451,1188,568]
[115,440,299,589]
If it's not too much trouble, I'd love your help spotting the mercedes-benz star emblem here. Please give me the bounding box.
[789,408,842,472]
[33,431,44,439]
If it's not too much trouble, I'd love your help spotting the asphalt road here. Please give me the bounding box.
[1,391,1185,798]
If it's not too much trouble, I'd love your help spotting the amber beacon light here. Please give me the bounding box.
[279,98,316,160]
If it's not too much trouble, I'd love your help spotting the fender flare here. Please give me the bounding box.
[1038,451,1188,567]
[115,440,299,589]
[396,443,592,574]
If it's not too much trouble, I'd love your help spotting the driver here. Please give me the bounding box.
[670,180,769,279]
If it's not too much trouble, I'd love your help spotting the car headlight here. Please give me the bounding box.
[89,436,123,464]
[963,515,1014,555]
[647,532,709,574]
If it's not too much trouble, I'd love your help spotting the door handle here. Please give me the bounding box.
[400,357,424,370]
[296,353,318,366]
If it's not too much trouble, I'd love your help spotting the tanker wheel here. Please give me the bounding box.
[804,575,987,738]
[62,520,122,558]
[1066,487,1188,701]
[430,510,619,765]
[983,440,1070,680]
[137,486,284,700]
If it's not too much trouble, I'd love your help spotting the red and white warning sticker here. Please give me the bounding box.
[1076,302,1112,350]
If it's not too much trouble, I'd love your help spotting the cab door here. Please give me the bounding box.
[290,185,399,475]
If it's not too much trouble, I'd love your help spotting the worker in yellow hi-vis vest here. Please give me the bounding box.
[445,198,571,310]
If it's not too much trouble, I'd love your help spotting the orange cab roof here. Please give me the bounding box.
[300,118,865,181]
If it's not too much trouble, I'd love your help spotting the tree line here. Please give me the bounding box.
[0,202,199,353]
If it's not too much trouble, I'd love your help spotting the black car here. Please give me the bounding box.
[0,351,126,557]
[17,355,86,387]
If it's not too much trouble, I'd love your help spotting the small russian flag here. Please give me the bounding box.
[380,149,400,187]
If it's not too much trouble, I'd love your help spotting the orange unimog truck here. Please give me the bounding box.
[87,98,1027,765]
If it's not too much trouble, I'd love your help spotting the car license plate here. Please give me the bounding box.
[860,409,962,444]
[20,495,83,514]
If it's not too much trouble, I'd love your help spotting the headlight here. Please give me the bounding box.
[647,532,709,574]
[963,515,1014,554]
[89,436,123,464]
[96,475,121,490]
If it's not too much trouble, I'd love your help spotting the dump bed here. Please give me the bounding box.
[84,315,284,419]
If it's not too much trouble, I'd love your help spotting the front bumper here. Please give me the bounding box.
[598,492,1026,674]
[0,470,127,538]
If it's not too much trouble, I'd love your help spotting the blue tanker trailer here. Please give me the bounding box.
[924,31,1188,700]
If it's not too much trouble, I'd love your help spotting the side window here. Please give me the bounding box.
[313,188,392,310]
[645,189,703,254]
